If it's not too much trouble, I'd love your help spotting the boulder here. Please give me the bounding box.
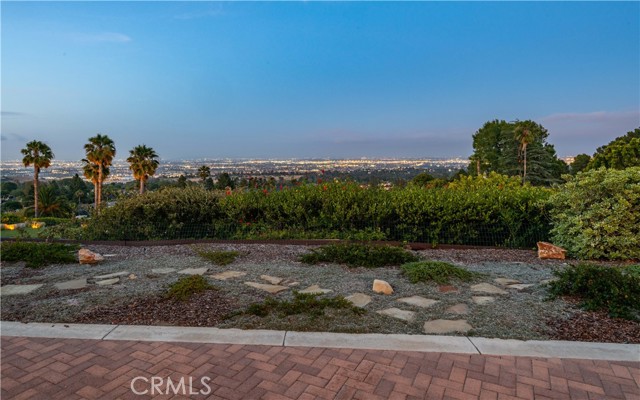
[372,279,393,295]
[537,242,566,260]
[78,248,104,265]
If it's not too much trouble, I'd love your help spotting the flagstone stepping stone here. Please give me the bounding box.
[0,284,43,296]
[287,282,300,287]
[298,285,332,295]
[438,285,458,293]
[260,275,283,285]
[424,319,472,334]
[244,282,289,294]
[494,278,521,286]
[377,307,417,322]
[210,271,246,280]
[152,268,176,274]
[506,283,535,290]
[471,283,507,295]
[55,278,87,290]
[96,278,119,286]
[178,268,209,275]
[345,293,372,308]
[472,296,495,305]
[94,271,129,280]
[445,303,469,315]
[397,296,439,309]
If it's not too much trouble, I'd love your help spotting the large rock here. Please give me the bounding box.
[78,249,104,265]
[537,242,566,260]
[372,279,393,295]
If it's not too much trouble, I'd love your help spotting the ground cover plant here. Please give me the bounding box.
[0,241,79,268]
[166,275,214,301]
[300,243,419,268]
[401,261,481,284]
[548,263,640,319]
[195,249,240,266]
[244,292,364,318]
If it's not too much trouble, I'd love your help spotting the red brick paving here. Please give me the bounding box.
[1,336,638,399]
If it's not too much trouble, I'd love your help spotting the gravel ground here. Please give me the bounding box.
[1,243,637,343]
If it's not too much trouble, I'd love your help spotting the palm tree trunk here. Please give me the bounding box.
[96,163,102,214]
[33,168,39,218]
[523,144,527,184]
[140,177,145,194]
[93,182,98,209]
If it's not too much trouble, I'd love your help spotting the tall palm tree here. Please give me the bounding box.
[198,165,211,183]
[21,140,54,217]
[82,159,111,211]
[84,134,116,212]
[126,145,159,194]
[514,126,534,183]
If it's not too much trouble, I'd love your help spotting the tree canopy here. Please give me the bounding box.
[587,128,640,170]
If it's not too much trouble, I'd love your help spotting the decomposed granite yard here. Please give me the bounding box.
[1,243,638,344]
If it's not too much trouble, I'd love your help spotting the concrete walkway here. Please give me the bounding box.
[1,322,639,399]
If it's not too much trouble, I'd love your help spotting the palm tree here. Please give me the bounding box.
[21,140,54,217]
[82,159,110,211]
[84,134,116,212]
[514,126,534,183]
[198,165,211,183]
[126,145,159,194]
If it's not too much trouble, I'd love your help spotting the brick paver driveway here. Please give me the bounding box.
[1,336,638,399]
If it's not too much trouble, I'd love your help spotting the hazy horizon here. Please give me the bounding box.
[2,2,639,161]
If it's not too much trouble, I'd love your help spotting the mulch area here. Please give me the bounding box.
[74,289,238,327]
[547,310,640,344]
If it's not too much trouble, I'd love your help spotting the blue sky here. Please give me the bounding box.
[2,1,639,161]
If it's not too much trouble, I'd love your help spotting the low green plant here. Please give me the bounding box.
[246,292,364,318]
[401,261,480,284]
[624,265,640,279]
[0,241,79,268]
[548,263,640,319]
[195,249,240,266]
[1,213,24,224]
[166,275,214,301]
[300,243,419,268]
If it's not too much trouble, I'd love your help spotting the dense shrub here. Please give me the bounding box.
[548,167,640,260]
[548,263,640,319]
[166,275,214,301]
[401,261,481,284]
[300,243,419,268]
[76,174,551,246]
[195,249,240,266]
[31,217,71,227]
[1,213,24,224]
[246,292,363,318]
[0,242,79,268]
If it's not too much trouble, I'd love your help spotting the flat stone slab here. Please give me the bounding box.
[0,284,43,296]
[210,271,246,280]
[244,282,289,294]
[260,275,283,285]
[55,278,87,290]
[298,285,332,295]
[152,268,176,274]
[397,296,439,309]
[472,296,495,305]
[377,308,417,322]
[94,271,129,280]
[445,303,469,315]
[96,278,119,286]
[424,319,472,334]
[345,293,372,308]
[471,283,508,295]
[494,278,521,286]
[178,268,209,275]
[507,284,535,290]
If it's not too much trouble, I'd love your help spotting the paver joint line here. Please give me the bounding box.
[467,336,482,355]
[101,325,120,341]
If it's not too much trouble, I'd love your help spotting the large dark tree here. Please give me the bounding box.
[587,128,640,170]
[21,140,54,217]
[469,119,564,185]
[570,154,591,175]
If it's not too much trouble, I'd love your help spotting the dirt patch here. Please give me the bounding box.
[547,309,640,344]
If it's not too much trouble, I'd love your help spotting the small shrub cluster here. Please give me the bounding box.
[246,292,364,318]
[401,261,480,284]
[195,249,240,266]
[0,241,79,268]
[300,243,419,268]
[624,265,640,279]
[1,213,24,224]
[166,275,214,301]
[548,263,640,319]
